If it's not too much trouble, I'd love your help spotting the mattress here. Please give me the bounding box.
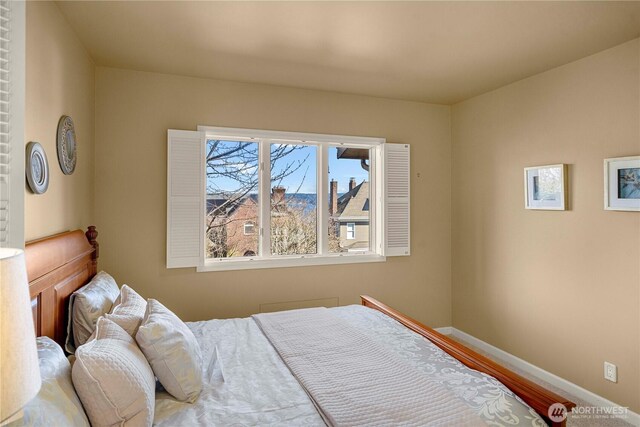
[153,305,546,426]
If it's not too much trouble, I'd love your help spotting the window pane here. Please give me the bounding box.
[205,139,259,258]
[328,147,371,253]
[270,144,317,255]
[346,223,355,239]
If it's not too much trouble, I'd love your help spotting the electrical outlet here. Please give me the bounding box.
[604,361,617,383]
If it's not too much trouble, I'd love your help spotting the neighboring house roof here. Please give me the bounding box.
[336,147,369,160]
[208,184,369,221]
[207,194,258,218]
[206,196,226,213]
[336,182,369,220]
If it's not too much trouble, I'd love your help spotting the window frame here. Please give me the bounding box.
[197,126,386,272]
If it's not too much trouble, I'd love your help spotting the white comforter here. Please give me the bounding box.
[153,305,546,427]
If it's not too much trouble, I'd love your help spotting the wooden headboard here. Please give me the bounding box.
[25,227,99,347]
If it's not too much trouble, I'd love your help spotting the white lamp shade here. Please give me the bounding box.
[0,248,41,422]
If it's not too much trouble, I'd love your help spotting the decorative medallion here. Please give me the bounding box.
[26,141,49,194]
[56,115,77,175]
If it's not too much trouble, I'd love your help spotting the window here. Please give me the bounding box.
[206,139,259,258]
[166,126,410,271]
[329,146,371,253]
[270,143,317,256]
[346,223,355,240]
[243,221,256,235]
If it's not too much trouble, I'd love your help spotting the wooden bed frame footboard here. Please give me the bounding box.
[361,295,575,427]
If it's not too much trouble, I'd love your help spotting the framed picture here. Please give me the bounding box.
[524,164,567,210]
[25,141,50,194]
[604,156,640,211]
[57,115,77,175]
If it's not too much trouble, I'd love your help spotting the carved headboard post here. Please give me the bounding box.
[85,226,99,275]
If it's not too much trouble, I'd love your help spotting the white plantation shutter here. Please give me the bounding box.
[167,130,205,268]
[0,1,24,248]
[384,143,410,256]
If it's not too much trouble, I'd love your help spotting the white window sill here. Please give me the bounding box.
[196,253,386,272]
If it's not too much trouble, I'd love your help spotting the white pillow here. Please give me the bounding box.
[66,271,120,353]
[18,337,90,427]
[136,299,203,403]
[73,317,155,427]
[105,285,147,336]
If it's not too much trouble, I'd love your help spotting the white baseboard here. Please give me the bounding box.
[435,327,639,426]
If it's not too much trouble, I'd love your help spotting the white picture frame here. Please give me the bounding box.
[604,156,640,211]
[524,164,567,210]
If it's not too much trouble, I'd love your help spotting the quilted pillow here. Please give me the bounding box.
[13,337,90,427]
[136,299,203,403]
[105,285,147,336]
[66,271,120,353]
[73,317,155,427]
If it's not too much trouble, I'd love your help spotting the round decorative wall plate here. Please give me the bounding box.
[57,115,77,175]
[26,141,50,194]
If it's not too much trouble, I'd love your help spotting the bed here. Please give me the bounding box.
[24,227,575,426]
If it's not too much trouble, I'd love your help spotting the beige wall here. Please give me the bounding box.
[452,39,640,411]
[25,2,95,241]
[95,67,452,326]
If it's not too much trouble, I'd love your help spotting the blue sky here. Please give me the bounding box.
[207,140,369,195]
[328,147,369,194]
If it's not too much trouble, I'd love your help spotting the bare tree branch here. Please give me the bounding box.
[205,140,315,257]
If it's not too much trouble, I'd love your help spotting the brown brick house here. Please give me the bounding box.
[206,186,298,257]
[207,193,259,257]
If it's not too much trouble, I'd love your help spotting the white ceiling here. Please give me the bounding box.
[56,1,640,105]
